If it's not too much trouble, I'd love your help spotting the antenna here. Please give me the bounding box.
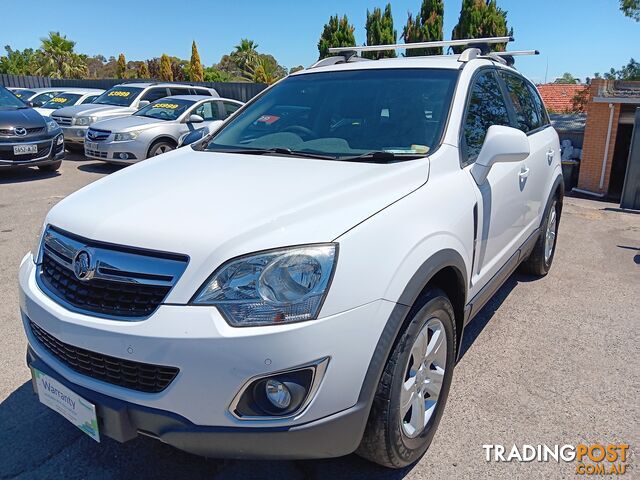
[327,36,513,54]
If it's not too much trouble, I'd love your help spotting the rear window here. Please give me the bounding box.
[41,93,82,110]
[93,86,143,106]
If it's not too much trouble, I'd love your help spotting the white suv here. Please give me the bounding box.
[19,41,562,468]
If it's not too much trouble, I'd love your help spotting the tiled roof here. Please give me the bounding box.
[549,113,587,133]
[598,80,640,99]
[537,84,588,113]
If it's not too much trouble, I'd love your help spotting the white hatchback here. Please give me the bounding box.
[19,38,562,468]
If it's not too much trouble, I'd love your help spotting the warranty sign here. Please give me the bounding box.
[32,368,100,442]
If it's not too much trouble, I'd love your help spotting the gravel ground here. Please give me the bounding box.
[0,156,638,479]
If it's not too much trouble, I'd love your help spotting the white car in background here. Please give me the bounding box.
[85,95,243,163]
[34,88,104,117]
[52,82,218,151]
[8,87,65,107]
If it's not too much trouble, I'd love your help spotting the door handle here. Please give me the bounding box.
[546,149,555,164]
[519,166,530,179]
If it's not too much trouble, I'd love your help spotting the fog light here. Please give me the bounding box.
[119,152,129,160]
[265,379,291,410]
[76,130,84,137]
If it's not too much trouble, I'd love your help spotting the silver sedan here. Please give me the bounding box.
[84,95,243,164]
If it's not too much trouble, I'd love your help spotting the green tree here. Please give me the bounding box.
[451,0,512,53]
[363,4,397,59]
[600,58,640,81]
[116,53,126,79]
[317,14,356,59]
[137,62,150,78]
[554,72,580,84]
[190,41,204,82]
[231,38,259,76]
[620,0,640,21]
[289,65,304,74]
[34,32,87,78]
[203,66,233,82]
[0,46,38,75]
[160,53,173,81]
[402,0,445,56]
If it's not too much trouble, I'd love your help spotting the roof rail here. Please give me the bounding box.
[327,36,512,55]
[483,50,539,67]
[308,52,371,69]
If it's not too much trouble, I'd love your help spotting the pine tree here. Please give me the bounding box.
[451,0,512,53]
[160,53,173,81]
[137,62,149,78]
[317,14,356,59]
[364,4,397,59]
[190,41,204,82]
[116,53,126,79]
[402,0,444,56]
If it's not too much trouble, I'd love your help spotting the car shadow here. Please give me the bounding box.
[78,162,125,174]
[0,167,60,185]
[0,381,417,479]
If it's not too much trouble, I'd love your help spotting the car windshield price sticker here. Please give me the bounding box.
[51,97,68,103]
[154,103,179,109]
[108,91,131,97]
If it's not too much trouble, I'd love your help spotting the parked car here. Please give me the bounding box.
[52,83,218,151]
[8,87,66,107]
[34,88,104,117]
[19,41,563,468]
[85,95,243,163]
[0,85,64,171]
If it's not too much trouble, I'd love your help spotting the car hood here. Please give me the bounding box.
[54,104,135,118]
[34,107,54,117]
[0,107,45,129]
[90,115,165,132]
[46,148,430,297]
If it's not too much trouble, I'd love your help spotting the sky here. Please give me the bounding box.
[1,0,638,84]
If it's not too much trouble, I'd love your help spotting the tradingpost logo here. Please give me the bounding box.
[483,444,629,475]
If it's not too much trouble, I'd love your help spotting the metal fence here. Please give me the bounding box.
[0,75,267,102]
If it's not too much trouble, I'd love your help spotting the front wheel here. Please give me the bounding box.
[520,197,560,276]
[38,160,61,172]
[148,141,175,158]
[357,289,456,468]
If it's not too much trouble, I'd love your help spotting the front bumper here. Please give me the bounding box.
[19,255,394,456]
[84,138,145,163]
[60,125,88,145]
[0,134,65,168]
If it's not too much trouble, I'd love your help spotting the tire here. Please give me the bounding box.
[37,160,61,172]
[520,196,560,276]
[357,289,456,469]
[148,140,175,158]
[66,144,83,153]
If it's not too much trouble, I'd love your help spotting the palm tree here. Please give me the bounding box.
[35,32,87,78]
[232,38,259,76]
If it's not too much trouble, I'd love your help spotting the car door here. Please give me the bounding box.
[188,100,224,134]
[499,71,556,235]
[461,69,531,293]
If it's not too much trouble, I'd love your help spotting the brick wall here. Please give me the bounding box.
[577,79,621,193]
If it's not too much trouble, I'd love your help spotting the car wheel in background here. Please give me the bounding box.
[37,161,62,172]
[66,144,83,153]
[148,141,175,157]
[357,289,456,468]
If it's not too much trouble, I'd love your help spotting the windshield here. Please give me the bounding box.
[207,69,458,161]
[93,86,143,106]
[0,86,28,110]
[41,93,82,110]
[11,89,35,99]
[134,98,194,121]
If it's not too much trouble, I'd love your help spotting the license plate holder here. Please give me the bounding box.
[13,144,38,155]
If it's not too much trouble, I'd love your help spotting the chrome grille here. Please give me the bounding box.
[30,320,180,393]
[37,226,189,319]
[87,128,110,141]
[52,115,72,126]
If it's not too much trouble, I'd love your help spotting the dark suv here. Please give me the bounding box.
[0,86,65,172]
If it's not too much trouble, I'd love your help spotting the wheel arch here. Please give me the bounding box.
[147,135,178,157]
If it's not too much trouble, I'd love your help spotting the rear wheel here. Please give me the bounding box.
[148,141,175,157]
[357,289,456,468]
[520,197,560,276]
[37,160,61,172]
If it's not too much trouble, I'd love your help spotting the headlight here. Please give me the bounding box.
[114,131,140,141]
[192,244,338,326]
[45,117,59,133]
[75,116,96,126]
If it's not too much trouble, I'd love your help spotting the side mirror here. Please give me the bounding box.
[188,114,204,124]
[138,100,150,108]
[178,127,207,147]
[26,101,35,108]
[470,125,530,185]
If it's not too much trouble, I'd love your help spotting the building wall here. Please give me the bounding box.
[578,79,621,193]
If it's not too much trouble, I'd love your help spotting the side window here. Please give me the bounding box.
[82,95,99,104]
[462,71,511,164]
[501,73,541,133]
[527,83,550,127]
[222,101,240,118]
[169,87,190,96]
[191,88,212,96]
[192,101,222,121]
[141,88,168,102]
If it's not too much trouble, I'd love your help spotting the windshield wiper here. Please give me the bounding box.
[210,147,337,160]
[338,151,423,163]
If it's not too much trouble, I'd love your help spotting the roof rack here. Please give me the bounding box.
[327,36,513,54]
